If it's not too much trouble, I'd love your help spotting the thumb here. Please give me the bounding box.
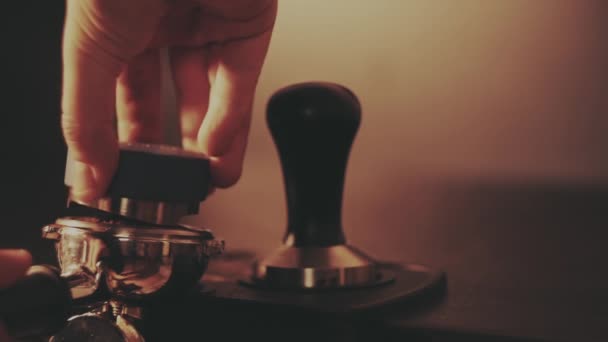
[0,249,32,289]
[61,1,121,202]
[61,0,165,202]
[0,249,32,342]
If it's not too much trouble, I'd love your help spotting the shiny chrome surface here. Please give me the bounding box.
[43,224,105,299]
[115,315,145,342]
[69,196,199,225]
[50,310,144,342]
[252,244,381,289]
[111,301,143,321]
[42,217,224,301]
[106,237,207,299]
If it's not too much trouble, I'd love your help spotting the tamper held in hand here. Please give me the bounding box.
[65,143,212,225]
[0,144,223,340]
[251,82,386,289]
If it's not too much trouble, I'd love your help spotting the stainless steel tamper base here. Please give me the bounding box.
[69,195,199,226]
[249,245,394,289]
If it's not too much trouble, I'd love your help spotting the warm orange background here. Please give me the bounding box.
[174,1,607,259]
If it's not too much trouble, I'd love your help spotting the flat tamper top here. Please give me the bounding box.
[105,143,210,202]
[65,143,211,225]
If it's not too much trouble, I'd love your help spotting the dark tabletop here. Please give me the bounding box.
[373,181,608,342]
[147,181,606,342]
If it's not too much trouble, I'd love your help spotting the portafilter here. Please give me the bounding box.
[0,143,224,341]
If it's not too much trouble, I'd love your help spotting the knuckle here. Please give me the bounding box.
[61,115,86,146]
[61,115,109,159]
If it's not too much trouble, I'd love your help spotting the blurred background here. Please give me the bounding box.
[184,0,608,259]
[3,0,607,264]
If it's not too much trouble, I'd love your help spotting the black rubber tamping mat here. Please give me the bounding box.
[198,251,447,314]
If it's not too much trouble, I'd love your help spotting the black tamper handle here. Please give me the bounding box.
[0,265,72,338]
[66,143,212,202]
[267,82,361,247]
[107,144,211,202]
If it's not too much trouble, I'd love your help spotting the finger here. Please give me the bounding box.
[62,1,122,202]
[62,62,119,204]
[116,49,164,144]
[170,46,210,151]
[0,250,32,341]
[170,0,277,47]
[0,249,32,289]
[197,29,273,186]
[198,31,273,156]
[62,0,166,203]
[0,321,10,342]
[209,116,251,187]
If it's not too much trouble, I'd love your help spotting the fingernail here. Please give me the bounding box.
[198,127,237,157]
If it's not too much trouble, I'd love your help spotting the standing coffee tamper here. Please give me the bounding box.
[246,82,445,304]
[0,143,224,341]
[249,82,381,289]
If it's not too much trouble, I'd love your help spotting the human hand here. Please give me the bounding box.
[61,0,278,202]
[0,250,32,342]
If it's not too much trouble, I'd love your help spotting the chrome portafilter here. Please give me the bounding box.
[0,143,224,341]
[43,215,223,342]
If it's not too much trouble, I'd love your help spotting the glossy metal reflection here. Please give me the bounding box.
[251,245,390,289]
[70,197,199,225]
[50,309,144,342]
[43,217,224,301]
